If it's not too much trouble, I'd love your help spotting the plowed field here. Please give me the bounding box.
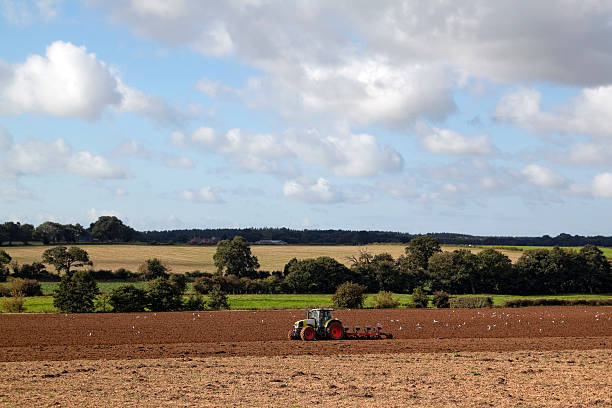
[1,306,610,362]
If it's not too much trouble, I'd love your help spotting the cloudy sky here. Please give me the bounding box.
[1,0,611,235]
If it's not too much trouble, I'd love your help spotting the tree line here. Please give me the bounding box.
[3,217,612,246]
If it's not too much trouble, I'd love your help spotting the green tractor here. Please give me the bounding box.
[288,308,345,341]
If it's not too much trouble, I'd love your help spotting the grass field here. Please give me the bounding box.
[2,244,526,275]
[4,292,611,313]
[480,245,612,258]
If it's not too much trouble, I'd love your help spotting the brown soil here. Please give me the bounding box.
[1,307,610,362]
[1,350,610,407]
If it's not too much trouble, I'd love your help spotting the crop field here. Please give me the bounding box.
[0,307,610,406]
[4,244,524,274]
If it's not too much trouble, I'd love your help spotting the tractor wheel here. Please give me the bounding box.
[288,329,298,340]
[300,326,316,341]
[326,321,345,340]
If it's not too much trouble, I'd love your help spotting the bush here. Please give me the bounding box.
[503,298,612,307]
[207,286,230,310]
[53,270,100,313]
[138,258,170,281]
[12,278,42,296]
[109,284,148,313]
[10,262,58,281]
[332,282,365,309]
[411,286,429,308]
[1,290,24,312]
[372,291,400,308]
[433,291,450,308]
[450,296,493,308]
[146,277,183,312]
[94,293,113,313]
[193,276,213,294]
[184,293,206,311]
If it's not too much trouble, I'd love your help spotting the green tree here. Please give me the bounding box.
[138,258,170,280]
[1,222,20,245]
[53,270,99,313]
[207,286,230,310]
[404,235,442,270]
[146,277,184,312]
[41,246,92,276]
[109,284,148,312]
[0,250,11,281]
[578,245,612,294]
[18,223,34,245]
[332,282,365,309]
[89,216,137,242]
[476,248,513,293]
[348,250,377,292]
[426,251,455,292]
[34,221,65,244]
[213,236,260,278]
[284,256,354,293]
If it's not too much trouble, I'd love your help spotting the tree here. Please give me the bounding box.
[332,282,365,309]
[476,248,513,293]
[41,246,92,275]
[34,222,64,244]
[284,256,354,293]
[404,235,442,271]
[578,245,612,294]
[1,222,20,245]
[213,236,260,278]
[53,270,99,313]
[0,250,11,281]
[89,216,137,242]
[18,224,34,245]
[207,286,230,310]
[109,284,148,312]
[146,277,184,312]
[138,258,170,280]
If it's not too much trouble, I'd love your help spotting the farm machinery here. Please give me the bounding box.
[287,308,393,341]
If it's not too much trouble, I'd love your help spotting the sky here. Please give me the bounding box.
[0,0,611,236]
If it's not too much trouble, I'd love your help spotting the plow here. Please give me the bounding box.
[287,308,393,341]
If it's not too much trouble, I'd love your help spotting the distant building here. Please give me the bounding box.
[254,239,288,245]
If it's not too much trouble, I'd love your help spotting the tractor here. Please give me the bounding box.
[288,308,393,341]
[288,308,344,340]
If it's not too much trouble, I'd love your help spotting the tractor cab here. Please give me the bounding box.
[307,308,333,328]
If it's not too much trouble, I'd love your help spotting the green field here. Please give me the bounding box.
[480,245,612,258]
[4,292,611,313]
[2,244,525,275]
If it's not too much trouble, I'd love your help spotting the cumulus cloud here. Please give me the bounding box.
[0,136,127,179]
[180,187,224,203]
[414,123,493,155]
[496,86,612,139]
[114,140,152,158]
[1,0,61,25]
[182,126,403,177]
[283,177,371,204]
[0,40,185,122]
[522,164,566,188]
[592,173,612,198]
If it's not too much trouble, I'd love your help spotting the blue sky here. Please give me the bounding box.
[1,1,611,235]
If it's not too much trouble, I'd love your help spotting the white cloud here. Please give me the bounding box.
[283,178,342,204]
[0,41,121,119]
[415,123,493,155]
[169,130,186,147]
[1,0,60,25]
[522,164,566,188]
[0,136,127,179]
[114,140,152,158]
[0,40,184,122]
[180,187,224,203]
[592,173,612,198]
[164,155,194,169]
[496,86,612,139]
[184,126,403,177]
[67,151,127,179]
[114,188,128,196]
[283,177,372,204]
